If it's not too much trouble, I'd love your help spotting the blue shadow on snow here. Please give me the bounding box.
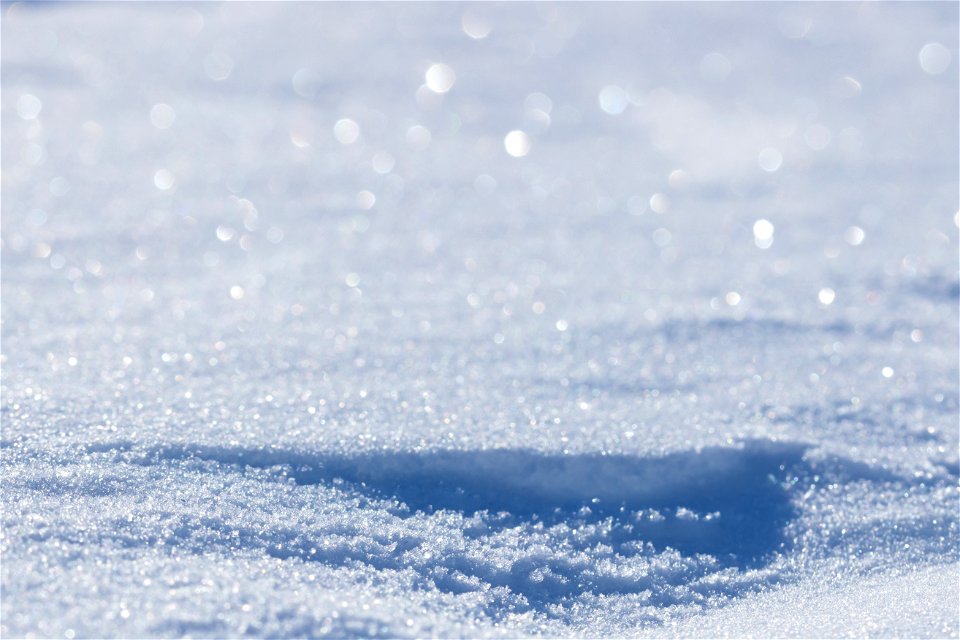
[167,439,808,569]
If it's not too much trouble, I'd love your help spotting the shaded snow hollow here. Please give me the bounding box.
[2,2,959,638]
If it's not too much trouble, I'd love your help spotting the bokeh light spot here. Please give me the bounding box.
[334,118,360,144]
[203,51,234,81]
[918,42,951,75]
[649,193,669,214]
[461,11,492,39]
[504,130,531,157]
[153,169,175,190]
[758,147,783,172]
[753,219,774,249]
[17,94,42,120]
[425,63,456,93]
[700,52,732,81]
[150,103,176,129]
[598,85,628,114]
[804,124,831,150]
[406,125,432,150]
[843,226,865,246]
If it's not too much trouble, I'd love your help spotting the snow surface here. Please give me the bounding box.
[1,2,958,638]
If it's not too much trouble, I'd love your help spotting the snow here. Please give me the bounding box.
[2,2,958,637]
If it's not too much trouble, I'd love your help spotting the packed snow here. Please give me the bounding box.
[2,3,958,638]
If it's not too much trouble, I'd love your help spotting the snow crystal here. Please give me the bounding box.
[2,2,958,638]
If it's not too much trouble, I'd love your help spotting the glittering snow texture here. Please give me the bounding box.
[2,3,958,638]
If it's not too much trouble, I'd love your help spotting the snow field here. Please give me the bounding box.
[2,2,958,637]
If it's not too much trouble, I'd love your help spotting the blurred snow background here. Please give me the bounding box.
[2,2,958,637]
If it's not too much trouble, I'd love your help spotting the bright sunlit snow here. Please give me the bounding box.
[2,3,958,638]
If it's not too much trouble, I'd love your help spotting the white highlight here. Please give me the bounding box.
[153,169,175,190]
[425,63,456,94]
[504,130,531,157]
[753,219,774,249]
[598,85,629,115]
